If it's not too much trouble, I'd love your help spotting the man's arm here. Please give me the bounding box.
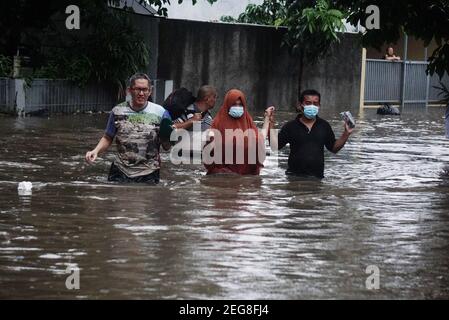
[160,115,175,151]
[385,55,401,61]
[332,123,353,154]
[270,123,290,152]
[173,113,202,130]
[86,112,115,163]
[173,119,194,130]
[85,135,113,163]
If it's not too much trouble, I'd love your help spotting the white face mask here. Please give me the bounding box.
[228,106,244,118]
[303,105,319,119]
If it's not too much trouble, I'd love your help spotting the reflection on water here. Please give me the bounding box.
[0,108,449,299]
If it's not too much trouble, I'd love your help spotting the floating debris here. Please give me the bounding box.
[18,181,33,196]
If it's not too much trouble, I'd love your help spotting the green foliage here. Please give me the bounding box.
[0,0,215,89]
[220,15,237,23]
[302,2,345,40]
[220,1,287,26]
[67,8,150,87]
[284,0,346,62]
[141,0,217,17]
[426,42,449,79]
[434,82,449,106]
[28,6,150,90]
[0,54,12,77]
[239,2,287,25]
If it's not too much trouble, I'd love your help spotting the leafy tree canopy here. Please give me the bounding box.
[0,0,216,88]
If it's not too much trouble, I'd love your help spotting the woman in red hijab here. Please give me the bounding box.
[203,89,272,175]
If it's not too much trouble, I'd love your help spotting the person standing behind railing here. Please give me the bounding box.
[384,47,401,61]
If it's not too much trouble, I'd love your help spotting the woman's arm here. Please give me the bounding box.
[261,106,275,140]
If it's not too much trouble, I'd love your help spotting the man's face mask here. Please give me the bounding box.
[228,106,244,118]
[303,105,319,119]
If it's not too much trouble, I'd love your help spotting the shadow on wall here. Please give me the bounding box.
[156,18,300,111]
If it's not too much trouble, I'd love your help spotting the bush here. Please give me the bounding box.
[0,54,12,77]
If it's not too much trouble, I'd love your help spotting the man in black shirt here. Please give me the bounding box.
[267,89,353,178]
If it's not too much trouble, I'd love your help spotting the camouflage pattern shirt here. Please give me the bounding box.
[104,101,171,178]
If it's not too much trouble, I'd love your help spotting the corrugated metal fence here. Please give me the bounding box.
[25,79,117,114]
[0,78,173,115]
[365,59,402,103]
[0,78,118,114]
[364,59,449,109]
[0,78,14,113]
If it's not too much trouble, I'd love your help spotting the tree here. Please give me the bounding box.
[0,0,216,90]
[221,0,347,97]
[285,0,346,96]
[332,0,449,78]
[220,2,287,26]
[0,55,12,77]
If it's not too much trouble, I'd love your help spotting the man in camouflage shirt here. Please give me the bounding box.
[85,73,172,183]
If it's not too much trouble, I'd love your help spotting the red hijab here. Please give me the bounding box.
[204,89,265,175]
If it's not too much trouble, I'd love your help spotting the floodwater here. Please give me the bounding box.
[0,107,449,299]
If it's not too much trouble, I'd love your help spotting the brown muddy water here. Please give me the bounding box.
[0,107,449,299]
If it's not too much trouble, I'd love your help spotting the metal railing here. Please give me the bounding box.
[24,79,117,114]
[364,59,449,108]
[0,78,174,115]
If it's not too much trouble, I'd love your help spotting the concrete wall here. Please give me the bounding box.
[2,14,363,115]
[301,33,363,113]
[156,18,363,113]
[129,13,160,79]
[156,18,300,111]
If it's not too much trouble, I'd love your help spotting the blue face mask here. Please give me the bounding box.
[303,105,319,119]
[228,106,244,118]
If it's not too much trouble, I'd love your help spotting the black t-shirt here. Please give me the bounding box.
[278,116,336,178]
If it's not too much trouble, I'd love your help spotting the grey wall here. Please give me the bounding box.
[302,33,363,113]
[156,18,300,112]
[129,13,160,79]
[86,13,362,113]
[155,18,363,113]
[2,14,363,116]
